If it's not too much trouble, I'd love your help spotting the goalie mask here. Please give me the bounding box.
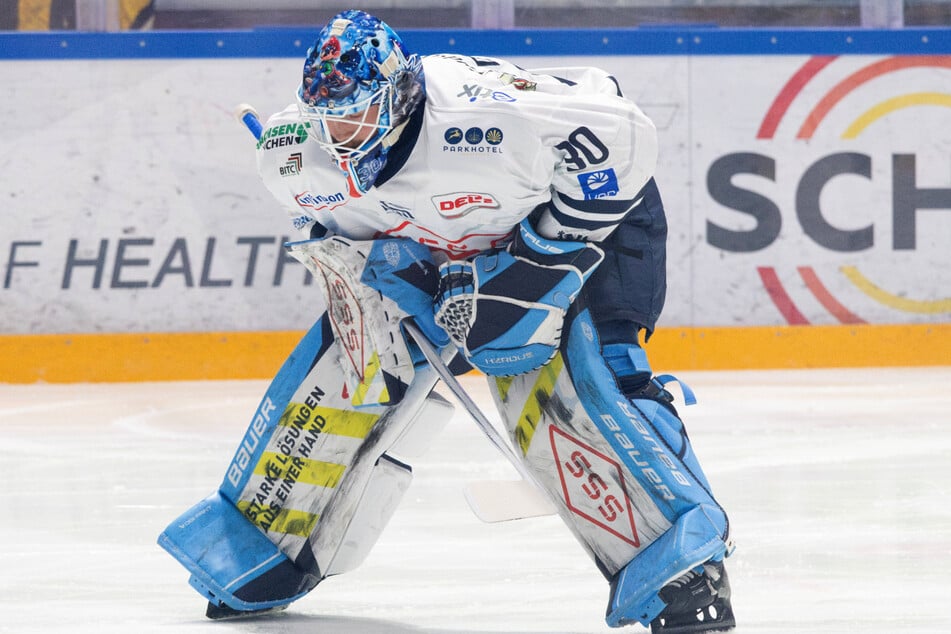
[298,10,425,195]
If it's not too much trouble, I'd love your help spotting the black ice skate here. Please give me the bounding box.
[205,600,288,620]
[649,560,735,634]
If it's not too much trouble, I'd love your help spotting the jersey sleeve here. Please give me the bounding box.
[524,66,658,243]
[255,106,331,240]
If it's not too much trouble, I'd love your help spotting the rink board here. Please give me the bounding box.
[1,28,948,380]
[2,323,948,383]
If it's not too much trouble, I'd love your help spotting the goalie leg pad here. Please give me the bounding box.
[488,307,730,629]
[160,403,440,612]
[160,308,451,613]
[565,309,730,627]
[159,315,334,612]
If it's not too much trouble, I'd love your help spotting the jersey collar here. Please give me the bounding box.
[373,94,426,188]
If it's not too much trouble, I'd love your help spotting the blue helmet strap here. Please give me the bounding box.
[341,117,411,195]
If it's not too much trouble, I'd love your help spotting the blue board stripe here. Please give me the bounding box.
[1,27,949,60]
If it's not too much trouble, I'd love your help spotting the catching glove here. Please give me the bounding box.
[434,220,604,376]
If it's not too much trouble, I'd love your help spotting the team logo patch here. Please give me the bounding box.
[382,242,402,268]
[499,72,537,91]
[581,320,595,342]
[577,168,620,199]
[550,425,640,547]
[432,192,500,218]
[292,215,314,230]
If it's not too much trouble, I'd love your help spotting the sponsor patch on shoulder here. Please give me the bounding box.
[577,169,620,199]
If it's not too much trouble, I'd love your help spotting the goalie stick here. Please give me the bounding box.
[402,319,556,522]
[462,479,557,523]
[232,103,555,523]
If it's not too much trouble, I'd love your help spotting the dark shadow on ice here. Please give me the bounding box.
[212,611,596,634]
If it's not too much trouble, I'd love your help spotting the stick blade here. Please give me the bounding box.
[463,479,557,523]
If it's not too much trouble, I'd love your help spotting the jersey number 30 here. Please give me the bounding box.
[556,126,610,172]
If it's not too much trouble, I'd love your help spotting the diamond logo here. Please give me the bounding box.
[550,425,639,547]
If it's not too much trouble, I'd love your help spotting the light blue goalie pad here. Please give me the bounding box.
[159,310,448,613]
[487,306,731,630]
[159,237,454,614]
[158,316,332,610]
[606,509,728,627]
[217,314,334,503]
[562,310,731,627]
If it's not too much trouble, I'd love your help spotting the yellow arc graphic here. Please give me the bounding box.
[839,92,951,315]
[842,92,951,138]
[841,266,951,314]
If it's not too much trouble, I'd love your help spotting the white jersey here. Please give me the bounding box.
[257,54,657,259]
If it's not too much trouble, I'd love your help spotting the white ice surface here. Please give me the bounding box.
[1,368,950,633]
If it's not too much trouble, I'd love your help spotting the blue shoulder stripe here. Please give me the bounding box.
[546,191,639,231]
[555,190,639,215]
[545,202,617,232]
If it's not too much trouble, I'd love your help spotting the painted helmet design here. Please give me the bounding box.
[297,10,424,174]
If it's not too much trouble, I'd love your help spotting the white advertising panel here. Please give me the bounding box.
[2,52,948,333]
[688,54,951,327]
